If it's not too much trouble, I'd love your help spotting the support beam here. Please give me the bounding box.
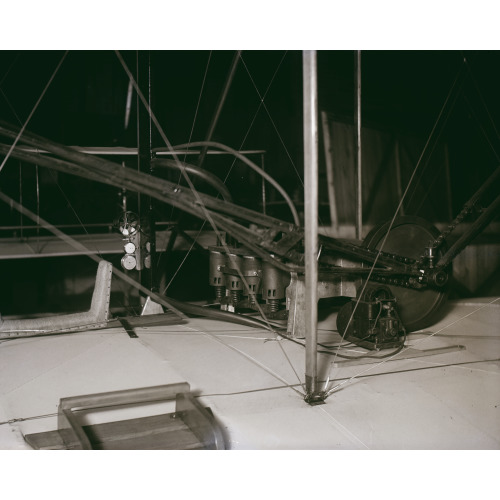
[303,50,321,402]
[355,50,363,240]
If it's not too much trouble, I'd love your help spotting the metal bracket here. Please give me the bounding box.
[24,383,226,450]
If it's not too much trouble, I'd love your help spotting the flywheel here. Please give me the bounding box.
[360,216,449,332]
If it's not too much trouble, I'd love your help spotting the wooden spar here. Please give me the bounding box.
[303,50,321,400]
[355,50,363,240]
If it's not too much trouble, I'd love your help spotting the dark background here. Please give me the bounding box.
[0,50,499,314]
[1,50,499,222]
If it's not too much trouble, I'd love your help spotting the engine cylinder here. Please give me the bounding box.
[209,248,226,300]
[242,255,261,304]
[261,259,289,309]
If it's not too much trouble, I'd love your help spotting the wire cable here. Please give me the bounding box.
[326,60,470,384]
[223,51,287,186]
[325,296,499,397]
[0,51,67,174]
[115,51,306,391]
[168,140,300,225]
[239,53,303,187]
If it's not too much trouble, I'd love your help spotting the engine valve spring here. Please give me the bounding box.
[268,298,280,312]
[214,286,225,301]
[231,290,242,306]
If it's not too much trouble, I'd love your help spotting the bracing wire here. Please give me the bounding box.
[0,190,187,319]
[404,62,467,212]
[0,87,23,125]
[324,296,500,397]
[0,51,67,174]
[184,51,212,164]
[160,51,287,295]
[152,53,306,389]
[171,140,300,225]
[323,61,486,396]
[462,93,500,163]
[0,52,19,87]
[35,164,40,249]
[176,323,305,398]
[239,53,304,186]
[115,51,306,392]
[47,169,137,316]
[223,51,287,183]
[462,54,500,149]
[331,61,467,361]
[166,51,212,223]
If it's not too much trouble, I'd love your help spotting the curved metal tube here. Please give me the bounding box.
[156,140,301,226]
[151,158,233,202]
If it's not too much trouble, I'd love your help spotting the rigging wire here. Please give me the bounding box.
[46,169,137,316]
[404,62,467,212]
[0,412,58,427]
[159,52,287,298]
[239,53,303,186]
[115,50,306,392]
[154,53,211,277]
[166,51,212,228]
[0,52,19,87]
[18,161,23,237]
[162,230,200,293]
[0,190,187,320]
[462,54,500,150]
[223,51,288,183]
[169,140,300,225]
[157,53,219,289]
[169,323,305,398]
[0,51,67,174]
[324,296,500,397]
[35,164,40,249]
[184,51,212,165]
[462,93,500,162]
[0,54,23,123]
[0,87,23,125]
[325,60,471,388]
[166,51,212,222]
[413,58,500,216]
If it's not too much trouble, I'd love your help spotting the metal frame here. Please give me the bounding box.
[56,383,225,450]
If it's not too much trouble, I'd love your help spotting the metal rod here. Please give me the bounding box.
[261,153,266,215]
[198,51,241,168]
[16,146,266,155]
[355,50,363,240]
[303,50,319,398]
[444,144,453,221]
[394,140,405,216]
[320,110,339,233]
[137,50,156,291]
[0,191,187,319]
[437,193,500,267]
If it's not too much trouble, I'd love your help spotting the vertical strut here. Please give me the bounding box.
[198,51,241,168]
[355,50,363,240]
[137,51,156,291]
[303,50,321,401]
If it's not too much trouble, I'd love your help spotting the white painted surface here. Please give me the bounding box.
[0,298,498,449]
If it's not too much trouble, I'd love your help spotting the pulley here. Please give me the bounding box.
[337,285,405,350]
[362,216,449,332]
